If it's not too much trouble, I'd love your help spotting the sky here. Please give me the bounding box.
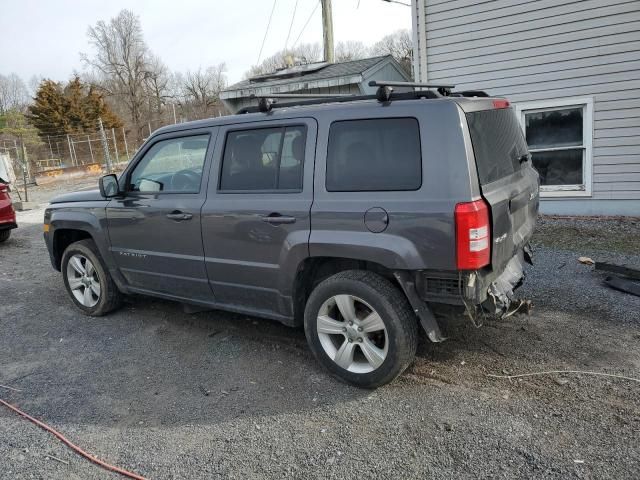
[0,0,412,86]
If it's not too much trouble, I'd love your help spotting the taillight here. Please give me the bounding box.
[455,199,490,270]
[492,99,510,109]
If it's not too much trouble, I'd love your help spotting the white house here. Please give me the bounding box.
[412,0,640,216]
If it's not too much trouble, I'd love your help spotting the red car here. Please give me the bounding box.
[0,181,17,243]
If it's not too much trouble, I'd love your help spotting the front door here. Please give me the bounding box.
[107,129,217,301]
[201,119,316,319]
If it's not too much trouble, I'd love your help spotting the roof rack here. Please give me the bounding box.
[237,80,487,114]
[238,90,440,114]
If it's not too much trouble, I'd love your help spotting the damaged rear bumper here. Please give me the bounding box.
[398,246,533,341]
[415,245,532,313]
[481,250,529,316]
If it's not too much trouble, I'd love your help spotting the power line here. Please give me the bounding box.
[257,0,278,65]
[284,0,299,51]
[292,0,321,49]
[381,0,411,6]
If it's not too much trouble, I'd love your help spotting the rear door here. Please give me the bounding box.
[465,105,539,271]
[200,119,316,319]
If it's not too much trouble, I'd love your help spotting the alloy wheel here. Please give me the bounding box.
[66,254,101,307]
[316,294,388,373]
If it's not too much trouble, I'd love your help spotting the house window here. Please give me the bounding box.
[516,98,593,197]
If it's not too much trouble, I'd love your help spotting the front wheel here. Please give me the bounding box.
[61,239,122,316]
[304,270,418,388]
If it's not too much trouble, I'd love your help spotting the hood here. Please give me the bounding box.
[50,189,105,204]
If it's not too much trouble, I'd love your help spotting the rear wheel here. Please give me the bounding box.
[0,230,10,243]
[304,270,418,388]
[61,239,122,316]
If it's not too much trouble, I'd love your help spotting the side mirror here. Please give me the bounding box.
[99,174,120,198]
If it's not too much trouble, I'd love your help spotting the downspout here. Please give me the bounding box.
[411,0,428,82]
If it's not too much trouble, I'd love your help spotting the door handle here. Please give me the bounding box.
[261,213,296,225]
[166,211,193,221]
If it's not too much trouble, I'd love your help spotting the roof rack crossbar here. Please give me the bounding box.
[249,93,355,99]
[368,80,456,89]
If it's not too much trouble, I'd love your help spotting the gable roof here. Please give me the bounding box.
[221,55,406,99]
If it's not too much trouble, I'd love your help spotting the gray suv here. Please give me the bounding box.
[44,83,538,388]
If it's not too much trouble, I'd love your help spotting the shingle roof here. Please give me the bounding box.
[223,55,392,94]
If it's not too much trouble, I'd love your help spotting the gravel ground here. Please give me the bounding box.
[1,181,639,479]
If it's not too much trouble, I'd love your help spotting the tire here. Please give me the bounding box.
[304,270,418,388]
[0,230,10,243]
[61,239,122,316]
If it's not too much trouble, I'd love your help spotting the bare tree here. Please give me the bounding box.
[335,41,369,62]
[370,29,413,75]
[28,75,44,99]
[144,54,171,118]
[181,64,227,119]
[0,73,30,114]
[81,9,151,142]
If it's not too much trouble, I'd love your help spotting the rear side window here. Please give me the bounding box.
[326,118,422,192]
[220,125,306,191]
[466,108,529,184]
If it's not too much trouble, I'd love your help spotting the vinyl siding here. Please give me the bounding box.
[416,0,640,212]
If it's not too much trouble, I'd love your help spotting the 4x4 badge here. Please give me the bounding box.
[495,233,508,244]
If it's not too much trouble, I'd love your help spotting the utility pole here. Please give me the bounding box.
[321,0,335,63]
[98,118,112,173]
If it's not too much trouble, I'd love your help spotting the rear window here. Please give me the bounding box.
[326,118,422,192]
[466,108,529,184]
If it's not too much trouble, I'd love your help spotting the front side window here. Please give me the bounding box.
[129,135,209,193]
[516,99,593,195]
[326,118,421,192]
[219,125,306,191]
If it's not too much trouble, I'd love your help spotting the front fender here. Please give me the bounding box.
[45,202,113,270]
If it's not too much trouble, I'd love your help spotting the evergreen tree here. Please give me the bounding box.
[84,86,121,130]
[28,77,122,138]
[64,77,86,132]
[28,79,67,134]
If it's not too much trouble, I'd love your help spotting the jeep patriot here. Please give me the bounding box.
[44,82,538,387]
